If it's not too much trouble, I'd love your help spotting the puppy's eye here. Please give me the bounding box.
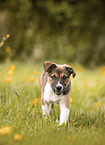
[51,75,57,80]
[62,75,68,79]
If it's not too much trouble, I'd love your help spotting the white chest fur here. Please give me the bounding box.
[44,82,61,104]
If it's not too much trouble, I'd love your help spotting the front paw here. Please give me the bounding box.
[59,122,65,126]
[56,123,66,130]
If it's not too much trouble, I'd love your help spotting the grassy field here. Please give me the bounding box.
[0,61,105,145]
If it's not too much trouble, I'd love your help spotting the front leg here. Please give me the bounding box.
[59,102,70,126]
[42,103,49,115]
[42,101,54,115]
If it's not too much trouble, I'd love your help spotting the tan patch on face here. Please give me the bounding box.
[61,73,68,78]
[51,73,58,78]
[48,73,58,85]
[65,80,70,87]
[60,73,70,86]
[48,77,52,85]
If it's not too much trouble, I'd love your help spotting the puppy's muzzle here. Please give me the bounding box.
[55,84,63,95]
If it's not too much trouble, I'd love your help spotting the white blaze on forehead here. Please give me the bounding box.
[57,81,61,85]
[56,64,66,69]
[57,81,63,86]
[56,64,70,69]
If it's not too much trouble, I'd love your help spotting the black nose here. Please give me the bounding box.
[56,85,62,91]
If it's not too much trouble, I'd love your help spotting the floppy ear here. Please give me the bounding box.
[65,65,76,78]
[43,61,57,73]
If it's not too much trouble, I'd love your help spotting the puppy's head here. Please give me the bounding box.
[44,61,76,96]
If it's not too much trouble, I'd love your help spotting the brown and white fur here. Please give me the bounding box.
[40,61,76,125]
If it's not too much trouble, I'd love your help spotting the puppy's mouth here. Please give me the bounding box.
[54,91,63,96]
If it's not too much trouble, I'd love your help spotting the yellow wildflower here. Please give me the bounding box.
[0,72,1,75]
[0,126,12,135]
[4,76,12,83]
[102,71,105,76]
[28,76,35,82]
[10,65,16,71]
[34,98,39,103]
[6,47,11,53]
[6,69,14,75]
[30,101,36,108]
[94,102,101,107]
[30,98,39,108]
[33,71,38,75]
[6,34,10,38]
[13,134,22,141]
[1,42,4,45]
[70,97,73,103]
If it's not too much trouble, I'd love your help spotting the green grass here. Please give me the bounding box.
[0,61,105,145]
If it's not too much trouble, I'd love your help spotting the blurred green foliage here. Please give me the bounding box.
[0,0,105,67]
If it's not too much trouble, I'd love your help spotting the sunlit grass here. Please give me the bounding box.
[0,62,105,145]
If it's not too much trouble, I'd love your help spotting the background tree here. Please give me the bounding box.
[0,0,105,67]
